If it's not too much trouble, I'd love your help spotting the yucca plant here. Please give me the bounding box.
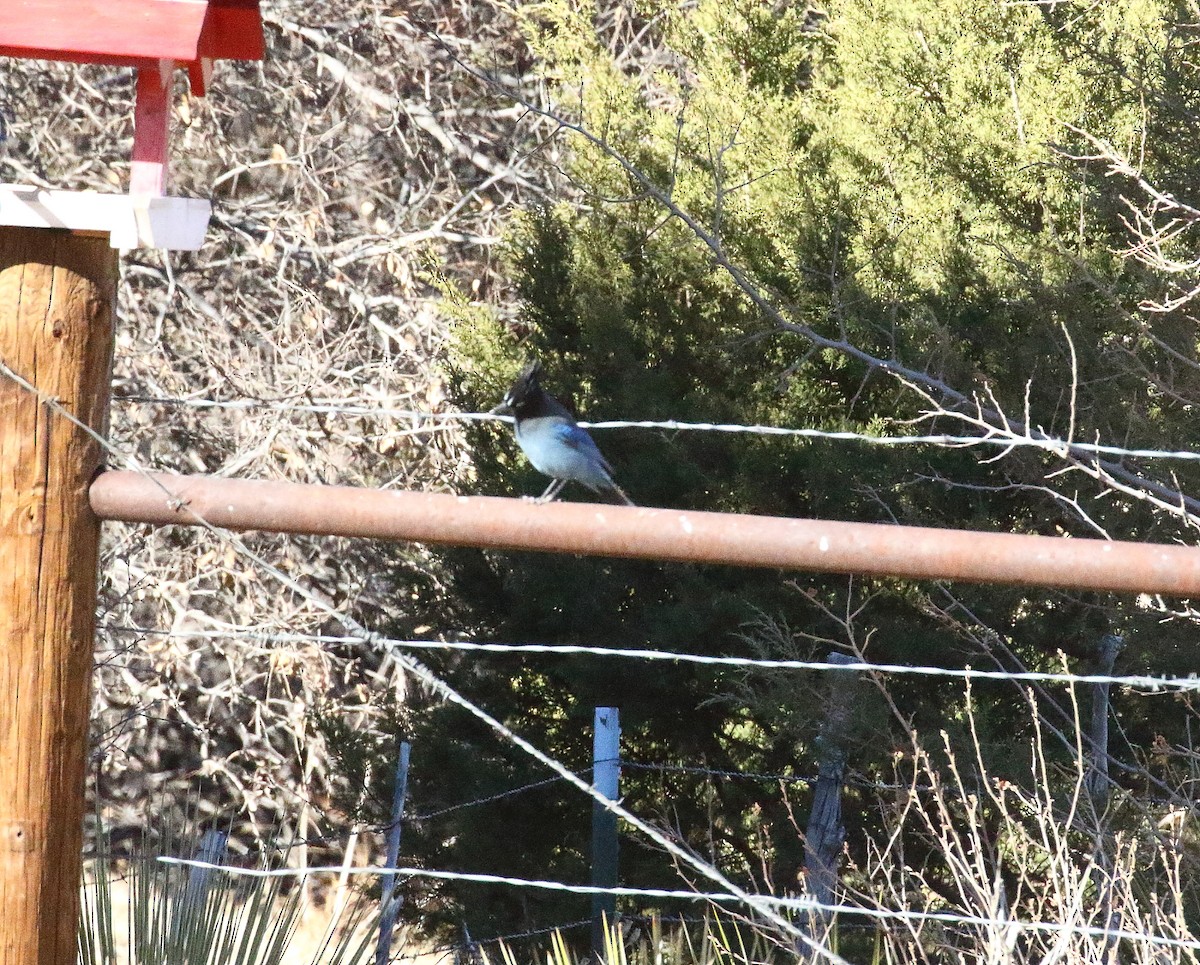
[79,827,383,965]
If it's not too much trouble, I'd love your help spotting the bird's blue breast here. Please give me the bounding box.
[515,416,613,485]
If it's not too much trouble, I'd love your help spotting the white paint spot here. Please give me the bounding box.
[227,504,236,513]
[818,536,830,552]
[680,517,694,534]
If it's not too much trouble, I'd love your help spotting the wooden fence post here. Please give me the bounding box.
[801,652,863,957]
[591,707,620,957]
[0,226,116,965]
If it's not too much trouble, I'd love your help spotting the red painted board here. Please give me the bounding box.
[0,0,262,66]
[199,1,263,60]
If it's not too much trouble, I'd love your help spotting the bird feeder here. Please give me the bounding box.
[0,0,264,249]
[0,5,262,964]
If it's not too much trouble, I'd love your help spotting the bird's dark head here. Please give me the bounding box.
[491,359,544,417]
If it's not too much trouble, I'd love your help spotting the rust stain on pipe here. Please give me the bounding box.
[89,470,1200,596]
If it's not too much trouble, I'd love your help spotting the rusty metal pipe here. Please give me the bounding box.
[89,470,1200,595]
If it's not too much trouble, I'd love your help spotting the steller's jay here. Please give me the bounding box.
[490,360,634,505]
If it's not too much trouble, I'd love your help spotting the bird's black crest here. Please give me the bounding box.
[503,359,544,407]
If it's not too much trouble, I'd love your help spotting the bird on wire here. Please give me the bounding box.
[491,360,635,506]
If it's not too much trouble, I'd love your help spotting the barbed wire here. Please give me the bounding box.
[624,761,941,793]
[185,760,909,849]
[411,771,586,822]
[620,760,926,793]
[97,773,593,861]
[113,395,1200,463]
[621,760,815,786]
[156,854,1200,952]
[100,624,1200,692]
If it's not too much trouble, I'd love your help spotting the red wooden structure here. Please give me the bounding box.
[0,0,262,91]
[0,0,264,246]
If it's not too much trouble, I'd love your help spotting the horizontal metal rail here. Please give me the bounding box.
[89,470,1200,595]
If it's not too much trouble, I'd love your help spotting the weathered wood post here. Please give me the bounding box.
[801,652,863,957]
[0,228,117,965]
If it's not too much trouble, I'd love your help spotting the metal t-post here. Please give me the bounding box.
[591,707,620,957]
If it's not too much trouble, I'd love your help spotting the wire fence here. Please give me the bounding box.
[154,854,1200,954]
[8,360,1200,961]
[98,623,1200,692]
[113,394,1200,463]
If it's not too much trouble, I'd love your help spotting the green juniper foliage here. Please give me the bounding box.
[353,0,1200,948]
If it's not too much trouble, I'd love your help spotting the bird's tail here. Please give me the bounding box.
[603,482,636,507]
